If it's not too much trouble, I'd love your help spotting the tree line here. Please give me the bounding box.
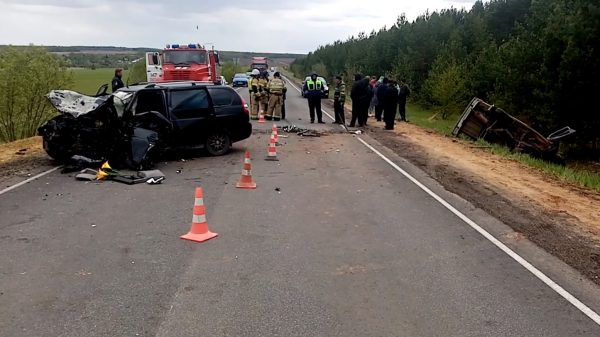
[291,0,600,159]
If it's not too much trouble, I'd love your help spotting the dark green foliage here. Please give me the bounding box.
[292,0,600,159]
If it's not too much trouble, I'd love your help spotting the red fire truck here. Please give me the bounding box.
[145,44,220,83]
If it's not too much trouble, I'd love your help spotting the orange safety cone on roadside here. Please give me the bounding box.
[258,112,266,124]
[236,151,257,189]
[180,187,218,243]
[266,135,279,161]
[272,123,279,143]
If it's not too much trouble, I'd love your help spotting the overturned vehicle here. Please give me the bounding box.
[452,98,576,161]
[38,82,252,170]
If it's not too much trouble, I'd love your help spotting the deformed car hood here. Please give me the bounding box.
[47,90,110,118]
[47,90,133,118]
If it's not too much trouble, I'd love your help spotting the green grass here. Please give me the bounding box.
[405,104,600,192]
[404,104,456,135]
[476,140,600,191]
[68,68,129,95]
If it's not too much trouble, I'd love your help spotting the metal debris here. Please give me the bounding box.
[453,98,576,160]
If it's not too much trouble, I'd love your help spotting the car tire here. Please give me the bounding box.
[42,138,71,162]
[205,131,231,156]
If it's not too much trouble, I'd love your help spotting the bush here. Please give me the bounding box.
[0,47,72,142]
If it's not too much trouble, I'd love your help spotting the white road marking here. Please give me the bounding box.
[0,166,61,196]
[286,72,600,326]
[355,136,600,326]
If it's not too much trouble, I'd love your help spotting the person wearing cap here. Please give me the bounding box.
[302,73,325,123]
[249,69,261,120]
[333,75,346,124]
[111,68,124,93]
[266,72,286,121]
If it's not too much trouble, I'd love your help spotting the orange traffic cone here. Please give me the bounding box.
[266,135,279,161]
[272,123,279,143]
[180,187,218,243]
[258,112,266,124]
[236,151,257,189]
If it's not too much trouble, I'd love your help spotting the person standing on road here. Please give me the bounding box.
[266,72,286,121]
[358,76,373,127]
[249,69,261,120]
[397,78,411,122]
[333,75,346,124]
[384,80,399,130]
[259,71,270,119]
[349,74,363,127]
[111,68,124,93]
[375,77,388,121]
[302,73,325,123]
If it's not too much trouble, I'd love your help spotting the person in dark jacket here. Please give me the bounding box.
[383,80,399,130]
[397,78,411,122]
[349,74,363,127]
[302,73,325,123]
[111,68,124,93]
[375,77,388,121]
[358,77,372,126]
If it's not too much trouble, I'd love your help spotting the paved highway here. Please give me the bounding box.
[1,83,600,336]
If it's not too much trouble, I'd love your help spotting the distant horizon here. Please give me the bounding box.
[0,44,306,56]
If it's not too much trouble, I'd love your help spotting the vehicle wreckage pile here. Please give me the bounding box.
[38,90,169,171]
[453,98,576,161]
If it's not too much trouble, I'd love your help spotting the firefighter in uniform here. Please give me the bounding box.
[266,72,286,121]
[333,75,346,124]
[249,69,261,120]
[259,71,270,119]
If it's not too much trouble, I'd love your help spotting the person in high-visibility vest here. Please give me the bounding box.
[249,69,261,120]
[266,72,286,121]
[302,73,325,123]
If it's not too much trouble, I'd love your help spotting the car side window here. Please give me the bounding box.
[132,90,167,116]
[170,89,210,119]
[209,88,233,106]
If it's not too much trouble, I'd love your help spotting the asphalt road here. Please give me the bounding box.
[1,85,600,336]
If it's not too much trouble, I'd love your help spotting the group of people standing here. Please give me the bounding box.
[349,74,410,130]
[248,69,287,121]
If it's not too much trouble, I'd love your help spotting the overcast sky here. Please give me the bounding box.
[0,0,477,54]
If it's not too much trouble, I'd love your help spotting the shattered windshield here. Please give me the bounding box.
[163,50,207,65]
[113,91,133,117]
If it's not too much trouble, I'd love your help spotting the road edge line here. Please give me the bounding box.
[354,135,600,326]
[0,166,61,196]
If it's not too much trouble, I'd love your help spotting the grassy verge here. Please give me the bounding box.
[409,105,600,192]
[68,68,129,95]
[404,104,456,135]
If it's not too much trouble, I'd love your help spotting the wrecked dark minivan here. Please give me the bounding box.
[453,98,575,161]
[38,82,252,169]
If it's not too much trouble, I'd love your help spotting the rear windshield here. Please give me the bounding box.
[233,73,247,79]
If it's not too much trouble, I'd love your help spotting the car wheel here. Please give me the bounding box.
[42,138,71,162]
[205,131,231,156]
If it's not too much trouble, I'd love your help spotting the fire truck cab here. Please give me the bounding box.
[145,44,220,84]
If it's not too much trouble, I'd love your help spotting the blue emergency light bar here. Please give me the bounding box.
[171,44,180,48]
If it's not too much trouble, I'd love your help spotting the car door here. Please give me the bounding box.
[168,88,215,146]
[146,52,163,83]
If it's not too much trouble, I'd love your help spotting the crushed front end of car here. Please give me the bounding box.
[38,90,166,170]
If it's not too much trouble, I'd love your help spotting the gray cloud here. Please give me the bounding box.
[0,0,476,53]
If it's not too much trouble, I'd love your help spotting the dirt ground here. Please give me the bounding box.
[362,118,600,284]
[0,137,54,183]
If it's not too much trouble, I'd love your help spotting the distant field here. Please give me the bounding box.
[68,68,129,95]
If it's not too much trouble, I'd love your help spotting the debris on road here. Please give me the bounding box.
[281,125,321,137]
[453,98,576,160]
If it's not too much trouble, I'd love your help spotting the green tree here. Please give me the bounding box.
[0,47,72,142]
